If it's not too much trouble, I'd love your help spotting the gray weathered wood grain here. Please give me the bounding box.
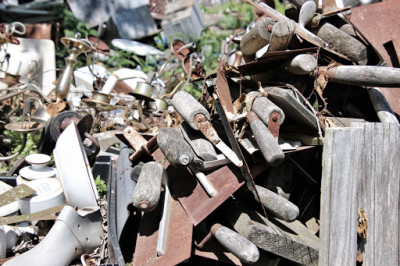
[284,54,317,75]
[367,87,399,123]
[269,20,296,52]
[319,127,363,266]
[132,161,166,212]
[252,184,299,222]
[225,204,319,265]
[351,122,400,266]
[320,123,400,265]
[240,17,275,56]
[314,22,368,65]
[315,65,400,87]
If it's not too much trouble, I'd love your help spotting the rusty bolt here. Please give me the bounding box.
[139,201,149,210]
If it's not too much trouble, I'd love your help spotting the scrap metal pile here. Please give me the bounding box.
[0,0,399,265]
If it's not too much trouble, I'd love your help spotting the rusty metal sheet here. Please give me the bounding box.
[152,147,245,226]
[0,184,36,208]
[312,1,351,28]
[267,112,281,138]
[123,126,148,151]
[350,0,400,115]
[129,135,158,162]
[132,191,193,266]
[216,66,235,114]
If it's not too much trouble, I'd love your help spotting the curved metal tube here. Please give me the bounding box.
[83,131,100,158]
[0,134,27,162]
[0,83,50,103]
[6,22,26,35]
[25,96,43,107]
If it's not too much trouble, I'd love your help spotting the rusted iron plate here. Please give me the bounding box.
[123,126,148,151]
[171,39,191,62]
[350,0,400,115]
[216,66,235,114]
[322,0,348,15]
[0,184,36,208]
[129,135,158,162]
[87,35,110,55]
[267,112,281,138]
[152,148,244,226]
[132,191,192,266]
[238,48,317,76]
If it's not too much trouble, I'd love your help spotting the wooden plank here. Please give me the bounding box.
[319,127,363,265]
[321,123,400,265]
[351,122,400,265]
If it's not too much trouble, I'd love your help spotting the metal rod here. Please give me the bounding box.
[156,183,171,256]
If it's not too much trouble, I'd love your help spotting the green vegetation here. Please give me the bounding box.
[95,175,107,196]
[202,1,255,29]
[0,130,39,172]
[274,0,289,15]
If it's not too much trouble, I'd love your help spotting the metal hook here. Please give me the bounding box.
[9,22,26,35]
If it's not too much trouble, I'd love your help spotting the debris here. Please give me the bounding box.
[1,0,400,264]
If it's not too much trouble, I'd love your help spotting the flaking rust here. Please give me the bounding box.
[132,190,193,266]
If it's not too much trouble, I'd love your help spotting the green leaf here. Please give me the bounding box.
[95,175,107,196]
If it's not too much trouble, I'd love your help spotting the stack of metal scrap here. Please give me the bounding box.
[108,0,400,265]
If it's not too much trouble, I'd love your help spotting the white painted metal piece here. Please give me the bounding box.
[53,123,98,208]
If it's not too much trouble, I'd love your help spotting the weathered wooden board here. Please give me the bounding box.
[351,122,400,266]
[320,123,400,265]
[319,127,363,266]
